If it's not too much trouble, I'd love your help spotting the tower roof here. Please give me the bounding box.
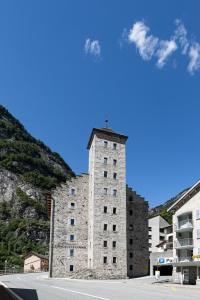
[87,127,128,149]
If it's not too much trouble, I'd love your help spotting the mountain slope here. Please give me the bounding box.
[149,188,189,223]
[0,105,74,270]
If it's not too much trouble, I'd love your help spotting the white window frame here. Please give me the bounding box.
[196,209,200,220]
[113,189,117,197]
[71,188,76,196]
[69,234,75,241]
[69,202,75,209]
[104,188,108,195]
[69,248,74,257]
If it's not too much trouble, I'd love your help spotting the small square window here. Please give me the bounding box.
[148,227,152,231]
[129,265,133,271]
[148,235,152,239]
[129,210,133,216]
[129,224,133,231]
[69,249,74,257]
[104,188,108,195]
[70,265,74,272]
[104,141,108,148]
[70,203,75,209]
[113,189,117,197]
[113,143,117,150]
[130,239,133,245]
[113,159,117,166]
[113,207,117,214]
[104,171,108,178]
[104,206,107,213]
[130,252,133,258]
[70,234,74,241]
[113,173,117,180]
[103,256,107,264]
[112,241,116,248]
[103,241,107,247]
[71,189,75,195]
[113,224,116,232]
[104,157,108,165]
[104,224,108,231]
[113,257,117,264]
[70,219,75,226]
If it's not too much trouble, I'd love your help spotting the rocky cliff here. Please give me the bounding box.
[0,105,74,270]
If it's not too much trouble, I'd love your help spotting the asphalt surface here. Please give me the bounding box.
[0,273,200,300]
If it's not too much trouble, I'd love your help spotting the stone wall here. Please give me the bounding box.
[50,174,89,277]
[126,187,149,277]
[88,132,128,279]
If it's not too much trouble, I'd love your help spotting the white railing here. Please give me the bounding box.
[174,238,193,248]
[175,219,193,231]
[174,256,193,262]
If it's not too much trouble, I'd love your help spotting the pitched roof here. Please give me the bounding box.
[87,127,128,149]
[168,179,200,212]
[24,251,48,260]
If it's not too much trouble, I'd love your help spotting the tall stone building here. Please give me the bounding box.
[49,127,149,279]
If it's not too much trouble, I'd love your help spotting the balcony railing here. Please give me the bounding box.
[175,219,193,231]
[174,238,193,248]
[174,256,193,262]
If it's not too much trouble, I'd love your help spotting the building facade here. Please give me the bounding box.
[24,252,49,273]
[49,127,149,279]
[148,215,171,253]
[149,215,173,276]
[168,180,200,285]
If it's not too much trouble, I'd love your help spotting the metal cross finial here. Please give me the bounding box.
[105,119,108,128]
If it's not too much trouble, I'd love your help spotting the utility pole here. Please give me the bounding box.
[4,260,7,275]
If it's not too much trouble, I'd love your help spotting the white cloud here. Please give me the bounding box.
[84,38,101,57]
[174,19,189,54]
[128,21,158,60]
[156,40,177,68]
[124,19,200,75]
[187,43,200,74]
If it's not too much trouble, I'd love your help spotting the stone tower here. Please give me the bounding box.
[87,127,128,278]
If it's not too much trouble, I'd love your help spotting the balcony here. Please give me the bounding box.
[175,219,193,232]
[174,256,193,263]
[174,238,193,249]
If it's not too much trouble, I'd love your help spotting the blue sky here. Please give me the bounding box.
[0,0,200,207]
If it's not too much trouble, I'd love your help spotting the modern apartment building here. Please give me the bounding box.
[148,215,171,253]
[149,215,173,275]
[49,127,149,279]
[168,180,200,285]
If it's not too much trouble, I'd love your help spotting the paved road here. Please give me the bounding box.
[0,273,200,300]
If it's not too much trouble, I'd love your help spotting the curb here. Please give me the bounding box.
[0,282,24,300]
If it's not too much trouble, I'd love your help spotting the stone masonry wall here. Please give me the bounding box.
[50,174,89,277]
[126,187,149,277]
[88,132,127,279]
